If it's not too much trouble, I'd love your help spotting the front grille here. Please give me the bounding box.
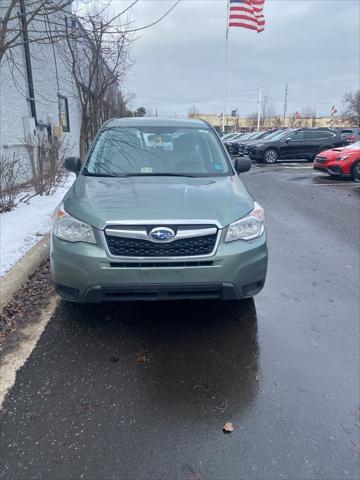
[103,286,222,301]
[315,157,327,164]
[105,234,217,257]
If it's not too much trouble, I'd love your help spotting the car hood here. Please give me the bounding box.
[318,146,356,159]
[63,175,254,230]
[242,139,268,146]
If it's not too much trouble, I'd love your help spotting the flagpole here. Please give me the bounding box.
[222,0,230,134]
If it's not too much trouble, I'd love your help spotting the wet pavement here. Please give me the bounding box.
[1,163,359,480]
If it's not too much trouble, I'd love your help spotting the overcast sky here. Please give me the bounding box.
[118,0,359,117]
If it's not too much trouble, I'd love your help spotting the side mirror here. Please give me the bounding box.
[234,157,251,174]
[64,157,82,174]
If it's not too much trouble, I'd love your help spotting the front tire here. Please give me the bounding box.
[263,148,279,164]
[352,160,360,181]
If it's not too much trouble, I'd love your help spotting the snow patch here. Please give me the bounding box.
[0,175,75,276]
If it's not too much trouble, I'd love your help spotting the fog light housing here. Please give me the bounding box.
[55,284,80,300]
[243,281,264,297]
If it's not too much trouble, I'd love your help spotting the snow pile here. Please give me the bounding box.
[0,175,75,276]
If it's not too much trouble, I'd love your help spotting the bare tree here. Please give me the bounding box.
[342,90,360,127]
[58,9,132,158]
[2,0,182,159]
[0,0,181,64]
[302,107,317,127]
[272,116,282,128]
[260,93,275,128]
[57,2,181,157]
[246,95,275,129]
[0,0,72,63]
[246,112,257,130]
[188,104,199,117]
[24,130,69,195]
[289,112,301,128]
[0,152,24,212]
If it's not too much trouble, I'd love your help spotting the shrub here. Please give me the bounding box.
[0,153,22,213]
[24,132,70,195]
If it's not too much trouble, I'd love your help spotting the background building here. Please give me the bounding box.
[189,113,346,133]
[0,0,126,185]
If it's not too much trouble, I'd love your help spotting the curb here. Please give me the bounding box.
[0,234,51,312]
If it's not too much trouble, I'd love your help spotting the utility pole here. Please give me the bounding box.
[283,83,288,127]
[257,88,262,131]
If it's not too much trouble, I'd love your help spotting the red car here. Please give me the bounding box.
[313,141,360,180]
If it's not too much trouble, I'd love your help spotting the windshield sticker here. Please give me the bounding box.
[141,167,153,173]
[214,164,223,171]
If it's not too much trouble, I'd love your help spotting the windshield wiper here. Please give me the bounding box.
[121,173,200,178]
[82,170,117,178]
[82,169,202,178]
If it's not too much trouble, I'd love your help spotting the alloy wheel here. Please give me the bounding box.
[264,149,278,164]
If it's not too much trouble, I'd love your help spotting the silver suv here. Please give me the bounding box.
[51,118,268,303]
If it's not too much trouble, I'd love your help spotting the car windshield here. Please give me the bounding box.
[245,131,264,141]
[261,130,284,140]
[266,130,293,142]
[222,133,237,140]
[84,126,232,177]
[345,140,360,149]
[229,133,244,141]
[239,132,256,140]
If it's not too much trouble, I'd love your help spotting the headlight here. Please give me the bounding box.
[53,204,96,244]
[225,202,265,242]
[336,155,349,160]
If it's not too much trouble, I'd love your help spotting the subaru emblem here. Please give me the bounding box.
[149,227,175,242]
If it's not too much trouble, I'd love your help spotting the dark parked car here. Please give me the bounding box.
[225,132,259,155]
[249,128,345,163]
[239,129,288,156]
[222,133,248,154]
[341,128,360,145]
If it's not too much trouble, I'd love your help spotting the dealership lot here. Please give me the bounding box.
[1,162,359,480]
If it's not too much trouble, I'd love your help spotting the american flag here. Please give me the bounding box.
[228,0,266,33]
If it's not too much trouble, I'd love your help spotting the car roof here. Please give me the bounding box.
[103,117,208,129]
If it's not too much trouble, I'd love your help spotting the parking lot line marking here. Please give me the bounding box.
[282,165,313,169]
[0,296,60,410]
[312,183,359,186]
[314,182,360,188]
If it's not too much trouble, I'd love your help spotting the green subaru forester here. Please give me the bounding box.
[51,118,268,302]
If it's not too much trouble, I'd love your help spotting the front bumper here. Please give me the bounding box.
[249,149,264,161]
[51,230,268,303]
[314,164,350,176]
[226,144,240,155]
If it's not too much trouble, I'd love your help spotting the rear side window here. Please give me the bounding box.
[317,131,335,139]
[304,131,335,140]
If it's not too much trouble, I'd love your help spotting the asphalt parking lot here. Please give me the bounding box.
[0,162,359,480]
